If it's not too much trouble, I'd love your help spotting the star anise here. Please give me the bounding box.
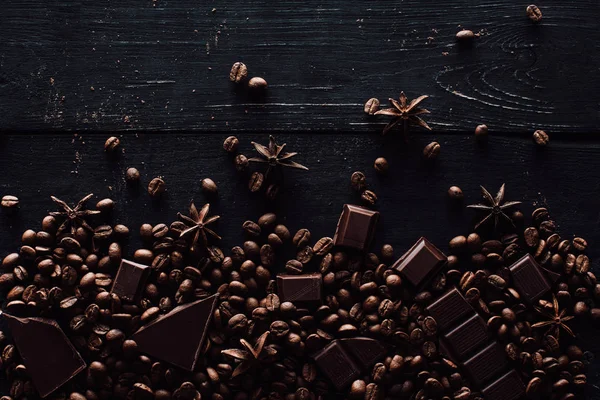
[374,91,431,138]
[249,135,308,177]
[467,184,521,232]
[177,202,220,253]
[221,332,277,378]
[49,194,100,236]
[532,295,574,341]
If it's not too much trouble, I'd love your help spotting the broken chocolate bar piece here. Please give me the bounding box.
[312,340,361,391]
[3,313,86,398]
[463,342,509,387]
[443,314,489,360]
[132,294,218,371]
[426,288,474,331]
[333,204,379,251]
[482,369,526,400]
[277,273,323,305]
[340,337,387,368]
[393,237,447,288]
[509,254,551,303]
[111,259,151,302]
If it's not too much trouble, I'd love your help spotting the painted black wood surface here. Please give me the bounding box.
[1,0,599,133]
[1,133,600,398]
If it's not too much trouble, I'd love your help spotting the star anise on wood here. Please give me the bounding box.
[532,295,574,341]
[221,332,278,378]
[374,91,431,137]
[49,194,100,236]
[249,135,308,176]
[467,184,521,232]
[177,202,221,253]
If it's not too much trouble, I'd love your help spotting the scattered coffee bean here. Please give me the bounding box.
[148,177,166,197]
[235,154,249,172]
[104,136,120,152]
[533,130,549,146]
[364,98,380,115]
[350,171,367,192]
[423,142,440,160]
[223,136,239,153]
[456,29,475,41]
[526,5,542,22]
[373,157,389,175]
[126,167,140,183]
[249,172,264,192]
[248,77,267,90]
[1,195,19,210]
[447,186,463,201]
[229,62,248,83]
[361,190,378,206]
[201,178,218,195]
[475,124,488,140]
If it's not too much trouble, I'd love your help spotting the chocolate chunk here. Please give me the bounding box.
[340,337,387,368]
[111,259,150,302]
[509,254,550,303]
[482,370,526,400]
[426,288,474,331]
[277,273,322,305]
[463,342,509,387]
[312,340,361,391]
[393,237,447,288]
[3,313,86,398]
[132,294,218,371]
[333,204,379,251]
[443,314,489,360]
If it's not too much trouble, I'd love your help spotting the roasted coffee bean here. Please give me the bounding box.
[361,190,377,206]
[229,62,248,83]
[270,320,290,338]
[449,236,467,253]
[148,177,166,197]
[526,5,542,22]
[235,154,249,171]
[364,98,380,115]
[285,259,304,275]
[423,142,440,160]
[201,178,218,195]
[1,195,19,210]
[126,167,140,183]
[297,246,314,264]
[576,254,590,274]
[248,77,267,90]
[533,130,549,146]
[350,171,367,192]
[293,229,311,248]
[373,157,389,175]
[313,237,333,256]
[447,186,463,202]
[474,124,488,140]
[248,172,264,192]
[223,136,240,153]
[104,136,120,152]
[350,380,366,399]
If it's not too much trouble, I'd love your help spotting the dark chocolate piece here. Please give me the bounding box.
[3,313,86,398]
[482,370,526,400]
[277,273,322,305]
[111,259,151,302]
[443,314,489,360]
[333,204,379,251]
[393,237,447,288]
[312,340,361,391]
[509,254,550,303]
[462,342,509,387]
[340,337,387,368]
[132,294,218,371]
[426,288,474,331]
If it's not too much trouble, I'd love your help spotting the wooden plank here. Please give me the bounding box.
[0,0,598,132]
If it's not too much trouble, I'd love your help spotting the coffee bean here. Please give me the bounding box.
[456,30,476,41]
[350,171,367,193]
[447,186,463,201]
[313,237,333,256]
[96,198,114,213]
[293,229,311,248]
[248,77,267,90]
[365,383,381,400]
[350,380,366,399]
[533,130,549,146]
[1,195,19,210]
[248,172,264,192]
[201,178,218,195]
[234,154,249,172]
[423,142,440,160]
[573,237,587,252]
[223,136,240,153]
[229,62,248,83]
[475,124,488,140]
[361,190,377,206]
[373,157,389,175]
[126,167,140,183]
[104,136,120,152]
[364,98,380,115]
[148,177,166,197]
[526,5,542,22]
[449,236,467,253]
[141,307,160,324]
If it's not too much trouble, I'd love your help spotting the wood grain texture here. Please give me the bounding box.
[1,0,598,133]
[1,133,600,397]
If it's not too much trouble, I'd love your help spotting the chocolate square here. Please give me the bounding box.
[312,340,361,391]
[333,204,379,251]
[426,288,474,331]
[111,259,151,302]
[339,337,387,368]
[277,273,323,305]
[463,342,509,387]
[443,314,489,360]
[509,254,550,303]
[482,370,526,400]
[393,237,447,288]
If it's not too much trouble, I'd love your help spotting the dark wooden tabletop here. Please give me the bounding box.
[1,0,600,398]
